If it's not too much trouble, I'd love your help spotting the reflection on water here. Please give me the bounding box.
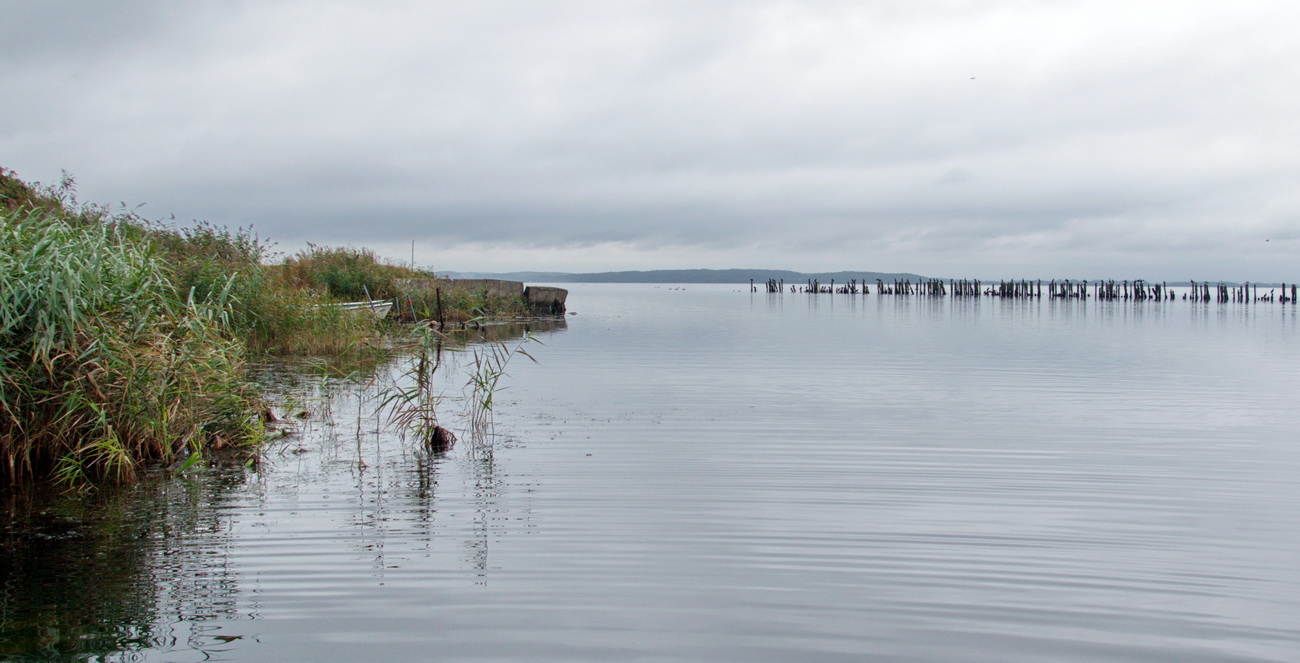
[3,288,1300,662]
[0,321,555,661]
[0,471,254,660]
[442,316,568,344]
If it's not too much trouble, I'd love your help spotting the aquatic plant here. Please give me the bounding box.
[378,323,452,452]
[0,167,540,486]
[0,208,263,487]
[377,324,539,457]
[465,332,539,455]
[2,168,388,358]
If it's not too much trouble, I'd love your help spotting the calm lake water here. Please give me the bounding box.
[4,284,1300,662]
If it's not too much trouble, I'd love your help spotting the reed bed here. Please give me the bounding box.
[0,209,262,487]
[275,244,432,301]
[0,167,537,487]
[155,224,384,355]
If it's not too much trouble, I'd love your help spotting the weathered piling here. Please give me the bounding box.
[1049,279,1091,299]
[759,276,1295,305]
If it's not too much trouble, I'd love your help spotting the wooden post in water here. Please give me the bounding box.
[436,287,445,329]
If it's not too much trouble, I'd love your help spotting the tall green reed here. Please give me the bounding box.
[377,323,450,451]
[0,208,262,487]
[376,325,538,458]
[155,222,383,356]
[276,244,433,301]
[464,331,538,456]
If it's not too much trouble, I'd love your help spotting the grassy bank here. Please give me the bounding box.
[402,285,530,326]
[0,168,514,488]
[0,205,262,486]
[155,225,390,355]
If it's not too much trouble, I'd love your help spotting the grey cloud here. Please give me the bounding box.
[3,1,1299,280]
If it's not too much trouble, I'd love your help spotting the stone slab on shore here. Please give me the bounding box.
[524,286,568,315]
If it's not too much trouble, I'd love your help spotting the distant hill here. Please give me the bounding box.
[443,268,932,284]
[440,270,1292,288]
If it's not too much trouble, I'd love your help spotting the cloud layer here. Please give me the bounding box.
[4,1,1299,280]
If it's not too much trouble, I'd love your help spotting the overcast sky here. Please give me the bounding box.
[4,1,1298,280]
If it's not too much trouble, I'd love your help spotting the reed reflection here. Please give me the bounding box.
[0,470,255,660]
[0,319,560,660]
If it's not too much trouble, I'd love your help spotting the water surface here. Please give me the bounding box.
[3,284,1298,661]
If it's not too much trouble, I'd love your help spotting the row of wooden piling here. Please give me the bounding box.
[753,278,1299,303]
